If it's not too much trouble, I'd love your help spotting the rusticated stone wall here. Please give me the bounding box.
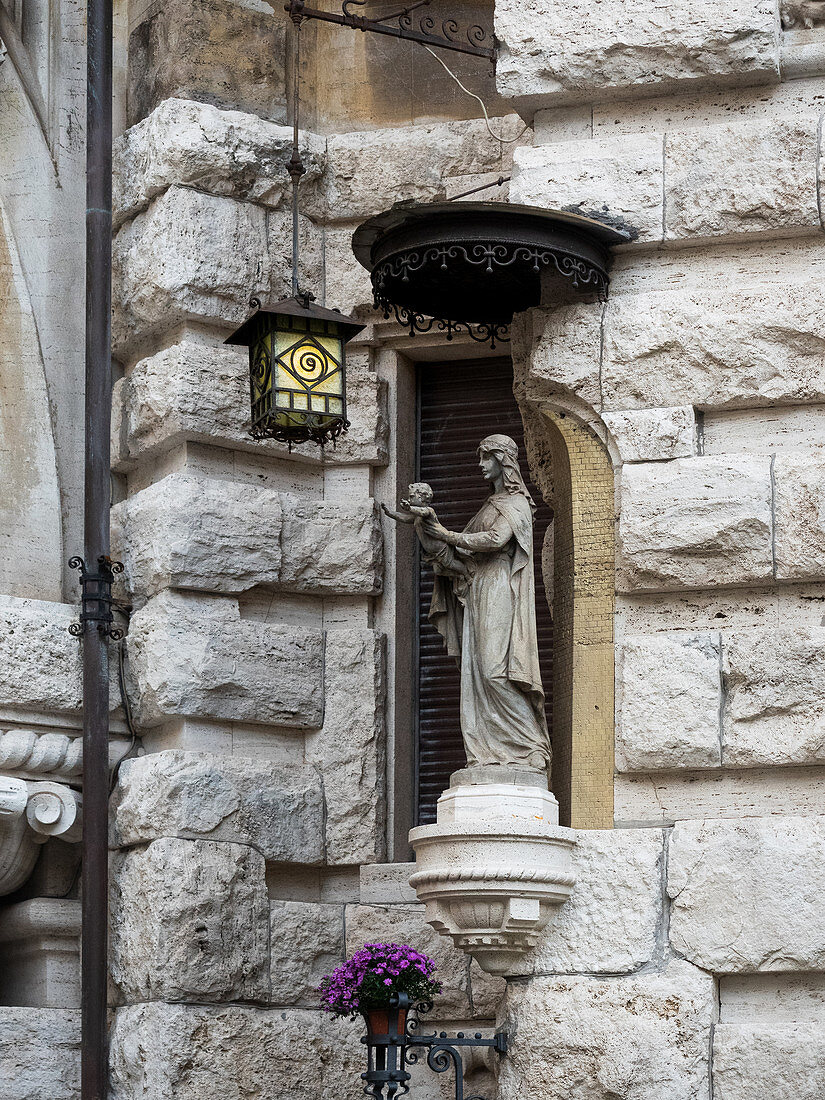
[505,1,825,1092]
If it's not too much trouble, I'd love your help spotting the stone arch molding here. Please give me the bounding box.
[0,200,63,600]
[515,388,617,830]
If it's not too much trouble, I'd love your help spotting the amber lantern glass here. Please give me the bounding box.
[226,296,364,446]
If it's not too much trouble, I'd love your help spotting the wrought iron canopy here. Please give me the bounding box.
[352,201,631,346]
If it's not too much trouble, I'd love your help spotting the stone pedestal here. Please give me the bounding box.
[409,768,577,977]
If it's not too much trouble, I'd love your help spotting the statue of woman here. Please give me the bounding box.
[388,435,550,772]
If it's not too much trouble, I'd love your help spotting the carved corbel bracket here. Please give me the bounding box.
[0,776,82,896]
[409,770,577,977]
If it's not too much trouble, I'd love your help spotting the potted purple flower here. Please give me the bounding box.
[319,942,442,1037]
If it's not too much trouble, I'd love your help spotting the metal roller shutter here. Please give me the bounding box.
[416,360,553,825]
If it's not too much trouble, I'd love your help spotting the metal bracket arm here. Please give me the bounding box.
[68,555,124,640]
[284,0,497,59]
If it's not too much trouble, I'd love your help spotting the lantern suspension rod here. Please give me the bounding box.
[283,0,497,61]
[287,9,306,301]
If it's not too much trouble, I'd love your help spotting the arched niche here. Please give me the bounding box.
[0,201,63,601]
[518,399,616,829]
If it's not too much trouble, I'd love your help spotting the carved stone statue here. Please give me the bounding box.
[781,0,825,27]
[385,435,551,772]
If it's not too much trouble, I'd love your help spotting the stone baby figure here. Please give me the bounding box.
[382,483,470,579]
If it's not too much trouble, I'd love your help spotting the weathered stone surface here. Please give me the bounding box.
[323,117,521,220]
[279,496,382,594]
[713,1022,825,1100]
[529,829,663,975]
[306,631,386,865]
[512,303,602,410]
[112,750,325,863]
[345,904,470,1017]
[112,187,321,353]
[110,837,269,1004]
[126,590,324,728]
[0,596,81,714]
[617,633,721,771]
[269,901,344,1006]
[722,626,825,766]
[666,119,819,241]
[0,1007,80,1100]
[112,472,382,599]
[511,136,663,243]
[322,224,376,314]
[112,338,389,468]
[359,862,417,905]
[496,0,778,108]
[109,1003,363,1100]
[603,407,696,463]
[774,454,825,580]
[601,283,825,412]
[127,0,287,127]
[498,960,715,1100]
[616,767,825,826]
[668,817,825,972]
[617,457,773,591]
[114,98,325,226]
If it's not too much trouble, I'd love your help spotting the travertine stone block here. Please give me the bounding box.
[722,626,825,766]
[668,817,825,972]
[279,497,382,595]
[511,136,663,243]
[323,118,520,220]
[0,1007,80,1100]
[110,837,269,1004]
[112,473,382,599]
[498,960,715,1100]
[306,631,386,866]
[713,1023,825,1100]
[359,862,417,905]
[774,454,825,580]
[345,903,470,1017]
[322,224,376,314]
[112,187,321,353]
[512,303,602,409]
[666,119,819,241]
[617,457,773,591]
[126,590,324,728]
[127,0,287,127]
[617,633,721,770]
[112,339,389,468]
[114,98,326,227]
[269,901,344,1006]
[0,597,82,714]
[602,283,825,412]
[111,750,325,863]
[603,407,696,463]
[529,829,663,974]
[495,0,779,109]
[109,1003,363,1100]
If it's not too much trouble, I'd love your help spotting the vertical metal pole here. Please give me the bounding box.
[82,0,112,1092]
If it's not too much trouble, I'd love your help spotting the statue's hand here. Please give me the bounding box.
[424,517,452,543]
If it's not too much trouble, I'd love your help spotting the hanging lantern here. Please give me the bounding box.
[226,295,365,446]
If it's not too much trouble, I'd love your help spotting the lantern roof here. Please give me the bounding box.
[225,295,366,347]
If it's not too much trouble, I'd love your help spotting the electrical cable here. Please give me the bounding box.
[423,45,530,144]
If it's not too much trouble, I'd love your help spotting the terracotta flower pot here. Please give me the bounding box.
[362,1004,408,1039]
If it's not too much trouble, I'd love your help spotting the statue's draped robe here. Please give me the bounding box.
[427,491,550,769]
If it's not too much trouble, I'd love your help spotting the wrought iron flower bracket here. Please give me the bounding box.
[284,0,496,59]
[361,993,507,1100]
[68,555,124,640]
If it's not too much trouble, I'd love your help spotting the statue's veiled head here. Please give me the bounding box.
[478,435,536,512]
